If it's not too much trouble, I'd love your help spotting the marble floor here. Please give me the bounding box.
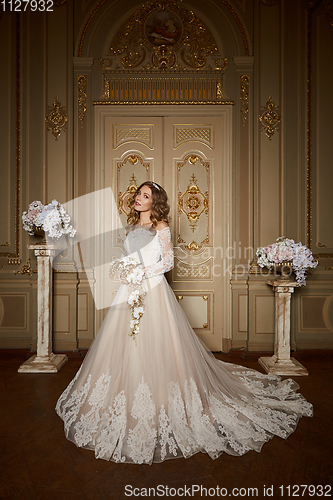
[1,349,332,500]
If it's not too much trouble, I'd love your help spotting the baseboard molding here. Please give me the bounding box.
[247,341,274,352]
[78,340,93,349]
[0,338,31,349]
[231,340,248,350]
[53,341,78,352]
[221,338,232,353]
[295,340,333,350]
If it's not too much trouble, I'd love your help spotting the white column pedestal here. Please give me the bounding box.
[258,279,308,376]
[18,244,68,373]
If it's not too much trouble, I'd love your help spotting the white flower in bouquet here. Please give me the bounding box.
[109,255,146,343]
[128,291,140,306]
[127,267,145,284]
[130,319,139,329]
[133,307,144,319]
[256,236,317,286]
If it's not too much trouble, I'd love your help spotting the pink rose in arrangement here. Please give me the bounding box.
[22,199,76,238]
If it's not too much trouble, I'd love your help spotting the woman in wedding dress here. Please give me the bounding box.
[56,181,312,464]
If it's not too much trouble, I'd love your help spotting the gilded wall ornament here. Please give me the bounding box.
[118,174,139,216]
[240,74,249,126]
[14,258,36,276]
[109,0,217,71]
[45,97,68,141]
[259,96,281,140]
[96,0,232,105]
[78,75,87,127]
[178,174,209,232]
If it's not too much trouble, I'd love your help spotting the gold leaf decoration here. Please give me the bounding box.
[259,96,281,140]
[45,97,68,141]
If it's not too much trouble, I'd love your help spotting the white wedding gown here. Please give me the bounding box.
[56,224,313,464]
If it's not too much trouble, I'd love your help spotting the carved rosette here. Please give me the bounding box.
[45,97,68,140]
[259,96,281,140]
[178,174,209,232]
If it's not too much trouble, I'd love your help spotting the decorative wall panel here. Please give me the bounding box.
[0,295,27,330]
[255,295,275,334]
[173,257,213,281]
[300,296,332,331]
[113,124,154,150]
[173,125,214,149]
[175,291,213,334]
[53,294,71,333]
[176,152,212,254]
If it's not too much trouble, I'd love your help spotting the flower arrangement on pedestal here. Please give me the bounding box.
[109,255,145,343]
[256,236,317,286]
[22,200,76,239]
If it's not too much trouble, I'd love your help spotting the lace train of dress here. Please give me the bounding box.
[56,225,313,464]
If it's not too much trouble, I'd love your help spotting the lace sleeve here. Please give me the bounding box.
[141,227,174,278]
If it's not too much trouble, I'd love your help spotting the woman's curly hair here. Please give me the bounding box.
[127,181,171,227]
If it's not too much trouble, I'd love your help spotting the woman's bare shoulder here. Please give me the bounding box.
[155,221,169,231]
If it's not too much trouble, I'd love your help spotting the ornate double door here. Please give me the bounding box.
[99,106,232,351]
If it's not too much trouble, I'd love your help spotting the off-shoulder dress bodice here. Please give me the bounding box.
[124,224,174,280]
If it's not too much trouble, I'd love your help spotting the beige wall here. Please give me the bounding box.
[0,0,332,352]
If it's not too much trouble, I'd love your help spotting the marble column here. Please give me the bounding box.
[258,279,308,376]
[18,244,68,373]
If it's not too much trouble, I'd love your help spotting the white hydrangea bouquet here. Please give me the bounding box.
[109,255,145,343]
[256,236,317,286]
[22,200,76,239]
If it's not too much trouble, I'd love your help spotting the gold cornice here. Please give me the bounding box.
[1,15,21,262]
[77,0,107,57]
[93,100,234,105]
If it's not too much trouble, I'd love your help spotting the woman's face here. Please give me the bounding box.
[135,185,153,213]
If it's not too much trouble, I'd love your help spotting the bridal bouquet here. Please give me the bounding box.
[109,255,145,343]
[22,200,76,239]
[256,236,317,286]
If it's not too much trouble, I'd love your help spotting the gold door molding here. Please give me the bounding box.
[176,152,212,254]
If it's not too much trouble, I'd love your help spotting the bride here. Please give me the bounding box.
[56,181,312,464]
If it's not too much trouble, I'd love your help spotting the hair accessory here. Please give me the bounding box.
[152,182,161,190]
